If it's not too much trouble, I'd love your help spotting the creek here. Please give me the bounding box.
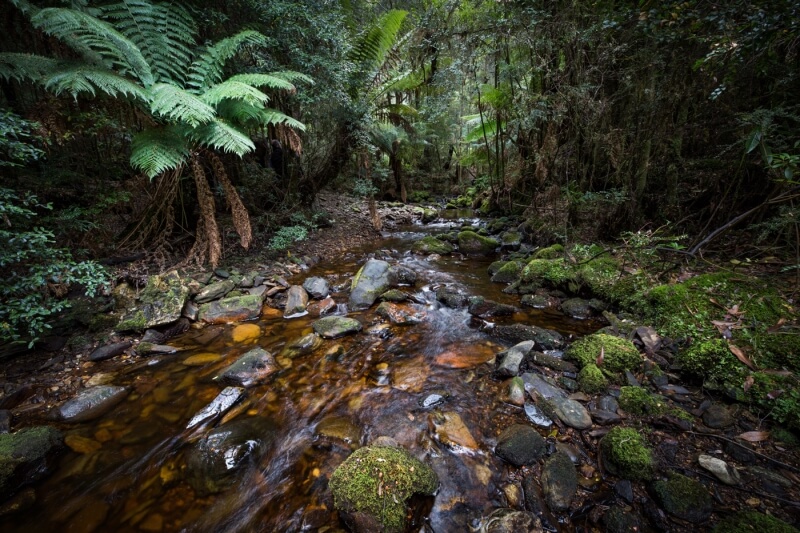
[3,212,606,532]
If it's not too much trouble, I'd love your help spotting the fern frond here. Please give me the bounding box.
[149,83,216,126]
[201,80,269,107]
[131,126,190,178]
[377,103,419,120]
[349,9,408,68]
[190,118,255,156]
[226,73,296,92]
[31,7,154,86]
[464,120,501,143]
[268,70,314,85]
[44,65,148,99]
[0,53,62,83]
[187,30,267,92]
[103,0,195,83]
[217,100,306,132]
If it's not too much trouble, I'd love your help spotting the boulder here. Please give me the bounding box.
[214,348,278,387]
[198,295,263,324]
[541,451,578,511]
[495,424,546,466]
[329,445,438,533]
[194,279,235,304]
[651,473,712,523]
[284,285,310,317]
[435,285,469,309]
[495,341,535,378]
[117,271,189,331]
[411,236,453,255]
[388,265,417,286]
[56,385,129,423]
[491,261,523,283]
[0,426,63,501]
[560,298,603,320]
[500,231,522,249]
[349,259,391,311]
[186,417,276,495]
[467,297,517,318]
[302,277,329,300]
[376,302,424,326]
[457,231,498,254]
[492,324,564,350]
[312,316,363,339]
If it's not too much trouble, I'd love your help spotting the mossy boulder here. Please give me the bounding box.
[578,363,608,394]
[457,231,498,255]
[533,244,564,259]
[651,473,712,523]
[411,236,453,255]
[566,333,641,374]
[713,511,799,533]
[520,258,574,287]
[329,445,438,533]
[312,316,363,339]
[198,294,264,324]
[491,261,524,284]
[349,259,391,310]
[117,271,189,331]
[599,427,655,480]
[0,426,63,501]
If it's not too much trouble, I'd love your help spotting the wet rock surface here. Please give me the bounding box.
[0,427,63,501]
[495,424,546,466]
[214,348,278,387]
[55,385,129,423]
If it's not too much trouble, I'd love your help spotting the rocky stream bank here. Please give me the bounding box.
[1,194,799,532]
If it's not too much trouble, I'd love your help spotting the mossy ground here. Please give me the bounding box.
[566,333,641,374]
[600,426,655,480]
[617,386,694,420]
[713,511,799,532]
[578,363,608,394]
[329,445,438,532]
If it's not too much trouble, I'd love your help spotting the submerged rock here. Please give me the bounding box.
[376,302,424,325]
[0,426,63,501]
[117,271,189,331]
[186,417,276,495]
[215,347,278,387]
[280,333,323,359]
[329,445,438,533]
[429,411,479,452]
[349,259,391,310]
[56,385,129,423]
[495,424,546,466]
[475,508,541,532]
[314,416,362,449]
[312,316,363,339]
[435,285,469,309]
[186,387,245,429]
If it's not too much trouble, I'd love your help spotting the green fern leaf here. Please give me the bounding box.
[226,73,296,92]
[131,126,190,178]
[187,30,267,92]
[0,53,62,83]
[103,0,195,83]
[190,118,255,156]
[464,120,501,143]
[31,7,154,86]
[201,80,269,107]
[149,83,216,126]
[267,71,314,85]
[349,10,408,68]
[44,66,148,99]
[216,100,306,132]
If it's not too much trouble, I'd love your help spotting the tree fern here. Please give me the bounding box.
[349,10,408,69]
[103,0,196,84]
[31,7,154,86]
[187,30,267,92]
[190,118,255,156]
[0,53,62,84]
[149,83,216,126]
[44,65,148,99]
[201,80,270,107]
[227,73,297,92]
[131,126,189,178]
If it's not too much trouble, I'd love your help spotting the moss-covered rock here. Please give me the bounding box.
[457,231,498,254]
[713,510,799,533]
[577,363,608,394]
[533,244,564,259]
[329,445,438,533]
[491,261,524,284]
[117,271,189,331]
[0,426,63,501]
[411,236,453,255]
[520,258,574,287]
[618,386,658,415]
[651,473,712,523]
[566,333,641,373]
[599,427,655,480]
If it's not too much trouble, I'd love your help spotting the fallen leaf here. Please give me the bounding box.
[743,375,754,392]
[738,431,769,442]
[597,345,604,366]
[767,318,787,333]
[726,304,743,317]
[767,389,784,400]
[728,342,755,370]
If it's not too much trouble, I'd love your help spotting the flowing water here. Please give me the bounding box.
[3,213,603,532]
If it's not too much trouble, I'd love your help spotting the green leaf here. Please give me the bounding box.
[745,128,762,153]
[190,118,255,156]
[187,30,267,92]
[201,80,270,106]
[227,73,296,92]
[149,83,216,127]
[130,126,189,177]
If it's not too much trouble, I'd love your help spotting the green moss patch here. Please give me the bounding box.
[714,510,799,532]
[577,363,608,394]
[599,426,655,480]
[533,244,564,259]
[566,333,641,374]
[329,445,438,532]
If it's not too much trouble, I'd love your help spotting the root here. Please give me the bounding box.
[208,151,252,250]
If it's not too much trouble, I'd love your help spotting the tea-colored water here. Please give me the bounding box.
[3,218,601,532]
